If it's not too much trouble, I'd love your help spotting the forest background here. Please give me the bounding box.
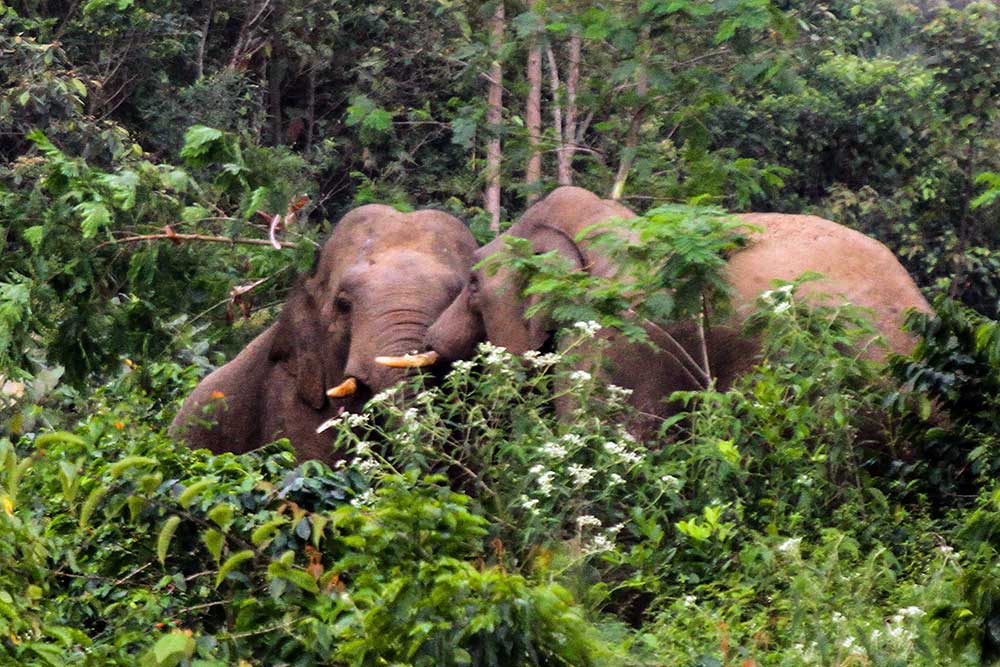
[7,0,1000,665]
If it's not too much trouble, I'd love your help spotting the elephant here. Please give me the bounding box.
[423,186,930,429]
[171,204,478,463]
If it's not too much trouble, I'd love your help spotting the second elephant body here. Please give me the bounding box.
[426,186,931,430]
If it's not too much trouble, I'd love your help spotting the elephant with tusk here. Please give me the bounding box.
[423,186,931,433]
[171,204,477,463]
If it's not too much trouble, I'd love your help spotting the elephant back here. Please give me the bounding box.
[729,212,931,357]
[509,186,639,278]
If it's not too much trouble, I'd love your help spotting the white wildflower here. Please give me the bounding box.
[607,523,624,535]
[777,537,802,555]
[573,320,602,337]
[839,636,856,650]
[560,433,584,447]
[344,412,370,428]
[607,384,633,398]
[588,534,614,552]
[773,301,792,314]
[620,450,643,465]
[576,515,602,530]
[660,474,681,490]
[355,441,373,456]
[832,611,845,624]
[369,386,399,404]
[524,351,562,367]
[682,595,697,608]
[415,390,435,405]
[451,360,475,373]
[350,488,376,507]
[529,464,545,475]
[568,464,596,487]
[603,441,626,456]
[352,457,380,475]
[541,442,568,459]
[896,606,925,619]
[794,473,813,487]
[569,370,592,383]
[401,408,418,423]
[608,472,625,486]
[520,495,540,511]
[537,471,555,497]
[478,341,510,365]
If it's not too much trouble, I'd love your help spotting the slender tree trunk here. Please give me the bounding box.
[558,32,581,185]
[268,44,284,146]
[546,45,564,177]
[484,1,505,233]
[305,63,317,151]
[196,0,215,81]
[525,34,543,203]
[611,26,650,201]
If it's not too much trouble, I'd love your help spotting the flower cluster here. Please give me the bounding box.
[573,320,602,337]
[760,283,794,314]
[315,411,370,434]
[522,350,562,367]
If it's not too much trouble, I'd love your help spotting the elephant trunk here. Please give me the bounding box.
[424,287,483,362]
[346,308,432,394]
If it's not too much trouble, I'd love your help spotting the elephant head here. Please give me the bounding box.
[274,204,477,410]
[172,204,478,463]
[427,186,635,360]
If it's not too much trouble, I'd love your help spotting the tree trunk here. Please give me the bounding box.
[558,32,581,186]
[484,1,505,233]
[525,34,542,203]
[611,25,650,201]
[305,63,317,151]
[546,45,564,179]
[196,0,215,81]
[268,50,283,146]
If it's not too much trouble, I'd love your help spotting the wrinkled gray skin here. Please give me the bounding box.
[171,205,477,463]
[426,186,930,434]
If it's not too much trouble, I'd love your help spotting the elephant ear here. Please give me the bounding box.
[524,224,586,347]
[269,290,328,411]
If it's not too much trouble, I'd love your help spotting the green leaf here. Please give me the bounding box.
[34,431,86,448]
[207,503,235,531]
[157,515,182,565]
[79,486,108,528]
[216,550,255,587]
[180,125,225,165]
[202,528,224,563]
[143,630,194,667]
[108,456,158,478]
[178,478,215,508]
[251,517,287,546]
[76,201,112,238]
[22,226,44,250]
[282,568,319,593]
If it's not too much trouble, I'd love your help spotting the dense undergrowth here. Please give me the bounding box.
[5,283,1000,665]
[7,0,1000,664]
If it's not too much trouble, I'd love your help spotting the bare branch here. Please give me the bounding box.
[96,233,298,250]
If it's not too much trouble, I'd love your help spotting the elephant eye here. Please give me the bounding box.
[334,295,352,314]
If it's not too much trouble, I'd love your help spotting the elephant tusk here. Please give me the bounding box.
[326,377,357,398]
[374,351,440,368]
